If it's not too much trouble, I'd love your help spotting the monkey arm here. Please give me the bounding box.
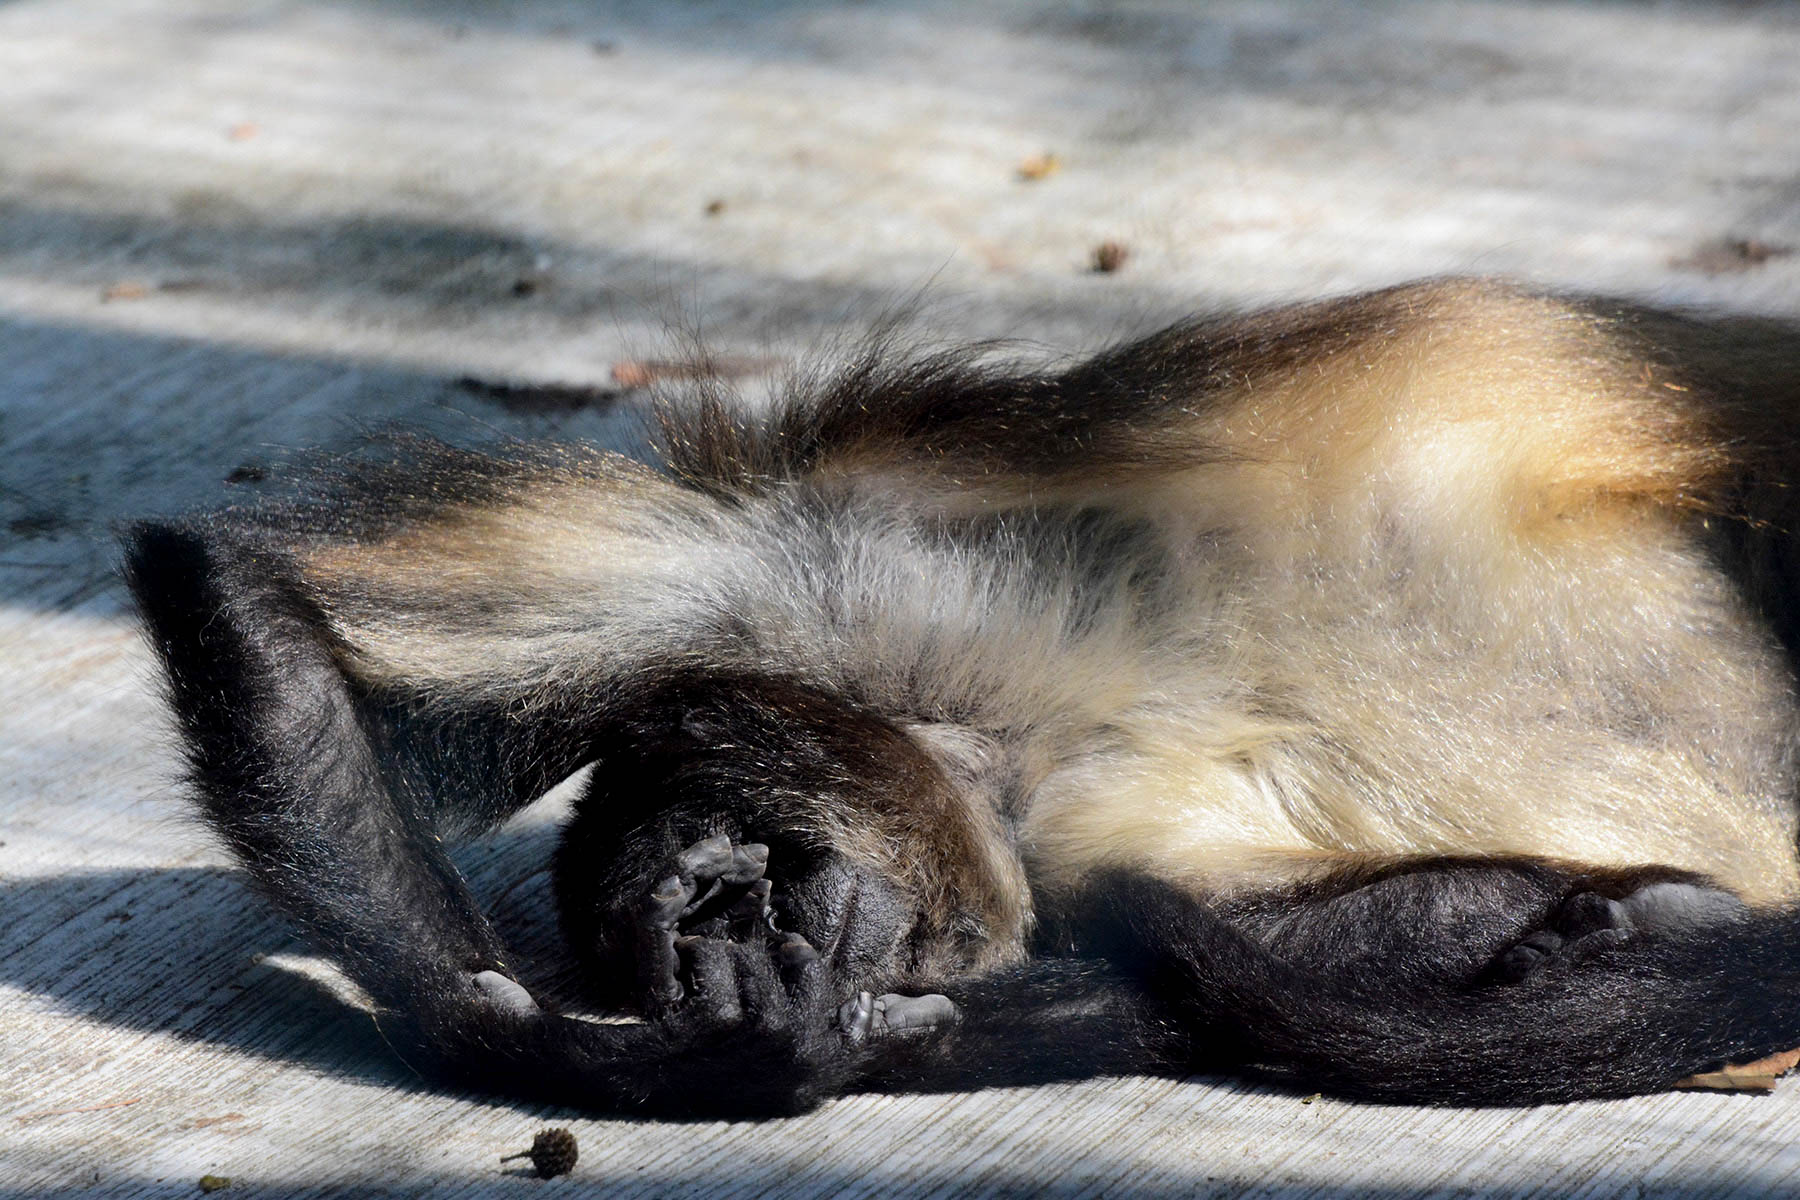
[123,519,855,1116]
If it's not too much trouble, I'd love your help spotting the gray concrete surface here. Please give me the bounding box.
[4,1,1800,1195]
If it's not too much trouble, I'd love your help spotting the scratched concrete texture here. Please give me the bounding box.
[4,0,1800,1196]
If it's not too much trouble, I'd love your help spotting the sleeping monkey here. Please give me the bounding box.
[125,278,1800,1116]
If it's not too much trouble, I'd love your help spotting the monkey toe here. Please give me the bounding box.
[838,990,960,1044]
[471,970,540,1018]
[1493,931,1564,983]
[838,991,876,1042]
[1551,891,1628,939]
[1493,885,1678,983]
[1615,882,1746,933]
[877,993,959,1032]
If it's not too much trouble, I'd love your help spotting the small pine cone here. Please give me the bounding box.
[525,1128,578,1179]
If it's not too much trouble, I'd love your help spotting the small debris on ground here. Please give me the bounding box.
[197,1175,231,1193]
[12,1097,141,1125]
[101,282,149,303]
[1678,1046,1800,1091]
[1016,152,1062,181]
[454,376,621,413]
[704,198,727,216]
[611,355,783,389]
[227,122,260,142]
[1671,237,1794,275]
[8,511,69,539]
[1090,240,1129,273]
[502,1127,579,1179]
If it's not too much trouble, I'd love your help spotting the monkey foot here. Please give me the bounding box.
[1494,881,1746,983]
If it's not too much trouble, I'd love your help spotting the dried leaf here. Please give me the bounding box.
[1677,1047,1800,1091]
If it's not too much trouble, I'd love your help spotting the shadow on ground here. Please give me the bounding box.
[0,820,579,1100]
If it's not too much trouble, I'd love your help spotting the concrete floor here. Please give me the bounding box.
[5,1,1800,1195]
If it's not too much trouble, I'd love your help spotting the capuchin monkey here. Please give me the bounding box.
[125,278,1800,1117]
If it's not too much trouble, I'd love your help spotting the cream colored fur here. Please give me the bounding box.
[305,279,1800,917]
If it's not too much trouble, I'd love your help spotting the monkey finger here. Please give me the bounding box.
[675,833,735,879]
[727,878,775,938]
[471,970,540,1018]
[673,836,765,922]
[774,933,832,1019]
[838,991,877,1045]
[644,873,691,931]
[725,941,789,1029]
[673,835,735,916]
[676,937,744,1026]
[723,842,770,886]
[637,924,685,1012]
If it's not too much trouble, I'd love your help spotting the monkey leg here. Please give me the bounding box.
[1197,858,1731,990]
[1490,880,1747,983]
[126,522,517,1016]
[1058,861,1800,1104]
